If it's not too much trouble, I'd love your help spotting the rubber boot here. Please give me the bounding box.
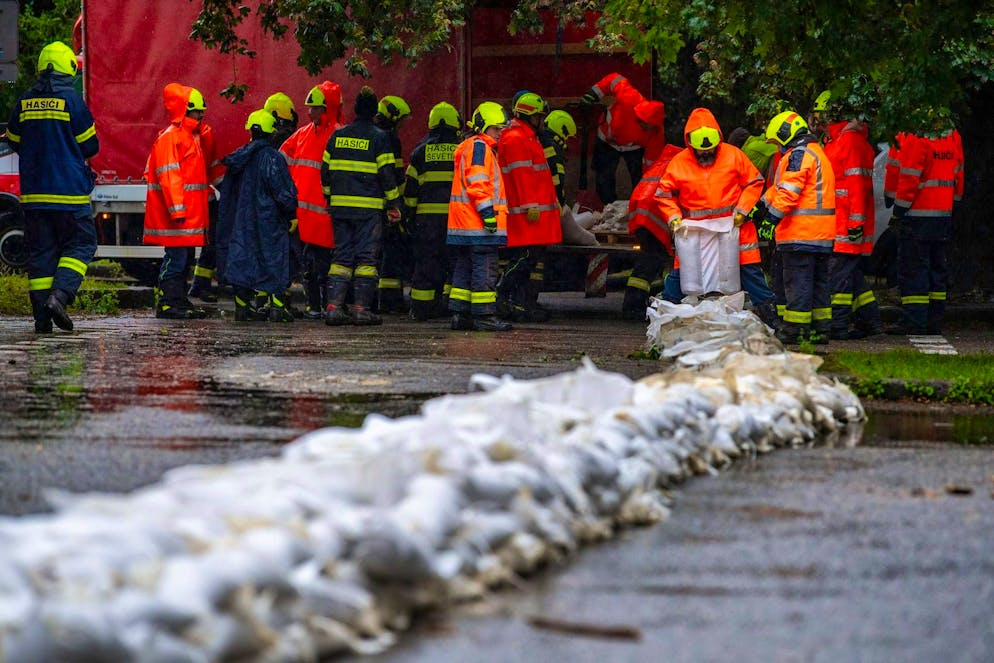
[353,278,383,326]
[31,290,53,333]
[44,288,74,331]
[157,278,201,319]
[324,277,353,326]
[621,287,649,321]
[450,312,474,330]
[753,300,783,333]
[303,273,324,320]
[473,314,512,332]
[188,273,218,302]
[233,288,259,322]
[409,296,433,322]
[268,293,295,323]
[522,280,550,322]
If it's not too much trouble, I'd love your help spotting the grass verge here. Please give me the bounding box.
[822,349,994,405]
[0,274,122,316]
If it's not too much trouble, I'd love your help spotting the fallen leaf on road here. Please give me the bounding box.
[945,484,974,496]
[526,615,642,641]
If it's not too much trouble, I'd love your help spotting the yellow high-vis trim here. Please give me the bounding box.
[471,291,497,304]
[783,309,813,324]
[416,202,450,215]
[831,293,854,306]
[378,278,402,290]
[812,307,832,321]
[75,125,97,143]
[57,256,88,277]
[419,171,455,184]
[776,304,786,317]
[626,276,650,292]
[20,193,91,205]
[193,265,214,279]
[929,291,947,301]
[355,265,379,278]
[328,194,384,209]
[410,288,436,301]
[327,159,378,174]
[404,196,419,208]
[29,277,54,291]
[328,263,353,278]
[449,287,471,303]
[853,290,876,309]
[20,110,70,122]
[375,153,395,169]
[443,283,452,295]
[901,295,930,305]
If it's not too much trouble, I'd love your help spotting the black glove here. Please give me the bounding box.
[750,200,768,223]
[482,216,498,234]
[883,195,895,209]
[847,225,863,243]
[891,205,907,220]
[579,89,598,107]
[757,218,777,242]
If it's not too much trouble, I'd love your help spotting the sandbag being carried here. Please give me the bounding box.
[675,220,740,297]
[560,205,599,246]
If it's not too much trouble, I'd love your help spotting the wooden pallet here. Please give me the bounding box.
[593,230,636,246]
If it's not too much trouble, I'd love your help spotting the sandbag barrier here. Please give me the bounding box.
[0,298,864,662]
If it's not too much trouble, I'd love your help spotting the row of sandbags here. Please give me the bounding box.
[0,299,864,663]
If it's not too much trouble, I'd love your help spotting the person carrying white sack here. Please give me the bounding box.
[654,108,781,330]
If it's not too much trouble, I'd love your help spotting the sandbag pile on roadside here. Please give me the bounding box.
[588,200,629,232]
[0,301,864,663]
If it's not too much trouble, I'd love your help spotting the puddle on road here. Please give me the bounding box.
[863,409,994,446]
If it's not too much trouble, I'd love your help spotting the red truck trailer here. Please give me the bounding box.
[0,1,649,284]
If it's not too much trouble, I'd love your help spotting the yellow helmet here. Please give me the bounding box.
[186,88,207,112]
[813,90,831,113]
[688,125,721,151]
[470,101,510,134]
[245,109,276,134]
[304,85,327,107]
[765,110,808,146]
[544,110,577,141]
[37,41,77,76]
[264,92,295,121]
[428,102,460,130]
[378,95,411,122]
[513,92,547,116]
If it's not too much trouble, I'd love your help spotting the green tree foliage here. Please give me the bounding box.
[594,0,994,138]
[0,0,78,121]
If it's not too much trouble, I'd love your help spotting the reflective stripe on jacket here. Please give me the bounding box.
[405,127,458,225]
[824,120,876,255]
[893,129,964,219]
[497,118,561,248]
[591,73,661,150]
[763,136,836,252]
[143,83,208,247]
[282,115,339,248]
[320,118,399,219]
[447,133,507,246]
[627,144,681,254]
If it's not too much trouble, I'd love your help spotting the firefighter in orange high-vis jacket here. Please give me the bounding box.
[654,108,777,329]
[280,81,344,319]
[579,72,666,204]
[186,119,226,303]
[622,143,681,319]
[447,102,511,332]
[496,91,561,323]
[887,127,964,336]
[753,110,836,345]
[819,91,882,340]
[144,83,210,319]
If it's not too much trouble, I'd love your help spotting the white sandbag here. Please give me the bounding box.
[560,205,599,245]
[571,204,597,230]
[675,226,741,296]
[873,142,892,241]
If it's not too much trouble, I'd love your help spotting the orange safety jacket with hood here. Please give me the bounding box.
[448,132,508,246]
[590,73,665,160]
[656,108,765,267]
[762,131,836,252]
[280,81,344,248]
[824,120,876,256]
[883,132,908,203]
[627,143,682,253]
[893,129,964,223]
[497,117,561,247]
[143,83,209,247]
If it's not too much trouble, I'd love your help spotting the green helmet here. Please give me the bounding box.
[471,101,510,134]
[544,110,577,141]
[513,92,547,116]
[186,88,207,112]
[765,110,808,146]
[245,109,276,134]
[378,95,411,122]
[428,101,460,130]
[37,41,77,76]
[264,92,295,121]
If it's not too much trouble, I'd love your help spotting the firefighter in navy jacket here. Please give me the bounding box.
[6,41,98,333]
[321,86,401,326]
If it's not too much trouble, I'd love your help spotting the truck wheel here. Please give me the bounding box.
[0,205,27,271]
[120,258,160,286]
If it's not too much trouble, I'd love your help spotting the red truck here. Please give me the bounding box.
[0,1,649,284]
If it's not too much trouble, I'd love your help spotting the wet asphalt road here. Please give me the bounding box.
[0,292,992,662]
